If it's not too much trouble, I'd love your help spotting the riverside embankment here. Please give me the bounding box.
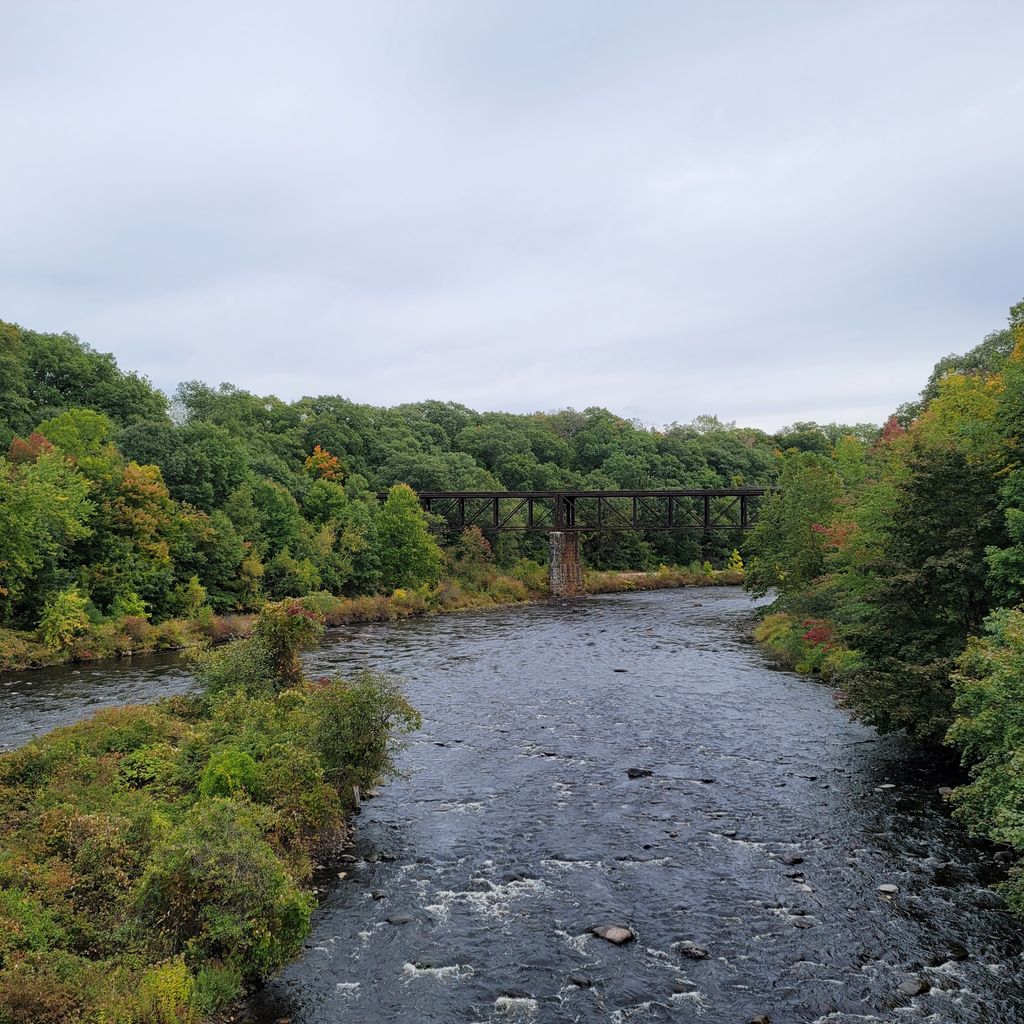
[3,588,1023,1022]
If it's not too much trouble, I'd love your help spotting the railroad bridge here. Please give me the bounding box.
[382,489,767,597]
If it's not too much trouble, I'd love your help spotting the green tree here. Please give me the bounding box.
[376,485,443,592]
[119,421,251,511]
[0,451,94,624]
[743,452,842,599]
[841,442,1003,743]
[0,321,30,442]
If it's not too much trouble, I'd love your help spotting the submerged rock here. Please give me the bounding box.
[568,974,593,988]
[675,940,710,960]
[897,977,931,996]
[592,925,635,945]
[930,941,969,964]
[878,883,899,895]
[626,767,654,779]
[780,853,804,866]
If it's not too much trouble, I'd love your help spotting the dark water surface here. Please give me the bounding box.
[3,589,1023,1022]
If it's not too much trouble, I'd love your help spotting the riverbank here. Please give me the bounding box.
[751,610,858,679]
[0,565,743,674]
[0,602,421,1024]
[750,607,1024,918]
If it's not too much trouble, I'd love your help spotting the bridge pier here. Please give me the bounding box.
[549,531,585,597]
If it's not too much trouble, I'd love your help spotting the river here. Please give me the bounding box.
[3,588,1022,1022]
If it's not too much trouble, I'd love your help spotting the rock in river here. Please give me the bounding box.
[898,977,931,996]
[626,767,654,779]
[592,925,635,945]
[675,940,711,960]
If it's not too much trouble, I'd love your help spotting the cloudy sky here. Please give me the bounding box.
[3,1,1022,430]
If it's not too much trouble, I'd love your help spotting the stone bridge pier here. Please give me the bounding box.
[549,531,585,597]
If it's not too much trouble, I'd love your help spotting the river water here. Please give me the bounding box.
[3,588,1023,1022]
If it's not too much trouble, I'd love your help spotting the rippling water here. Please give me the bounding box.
[3,589,1023,1022]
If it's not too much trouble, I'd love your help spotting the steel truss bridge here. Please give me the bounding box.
[379,489,768,533]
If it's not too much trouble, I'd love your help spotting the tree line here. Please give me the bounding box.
[0,317,867,644]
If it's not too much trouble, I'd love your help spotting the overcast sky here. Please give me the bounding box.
[3,1,1023,430]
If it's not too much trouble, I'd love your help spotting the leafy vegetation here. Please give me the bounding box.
[0,602,419,1023]
[744,296,1024,904]
[0,317,847,670]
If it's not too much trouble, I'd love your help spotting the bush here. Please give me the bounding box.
[39,587,90,651]
[312,673,421,794]
[508,558,549,594]
[947,608,1024,906]
[199,748,263,799]
[133,798,313,976]
[192,601,324,697]
[119,614,152,644]
[298,590,343,617]
[171,576,207,619]
[110,590,149,619]
[190,963,242,1015]
[136,957,195,1023]
[0,613,420,1023]
[753,611,857,679]
[488,575,529,604]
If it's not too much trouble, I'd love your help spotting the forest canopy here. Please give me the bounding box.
[0,316,869,638]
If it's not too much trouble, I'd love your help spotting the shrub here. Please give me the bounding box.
[172,576,207,618]
[0,615,420,1024]
[488,575,529,604]
[190,963,242,1015]
[110,590,149,619]
[120,614,152,644]
[508,557,548,594]
[136,957,195,1024]
[0,962,80,1024]
[298,591,343,617]
[199,747,263,799]
[133,798,313,976]
[192,601,324,697]
[312,673,421,794]
[0,889,66,955]
[39,587,90,651]
[448,527,495,588]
